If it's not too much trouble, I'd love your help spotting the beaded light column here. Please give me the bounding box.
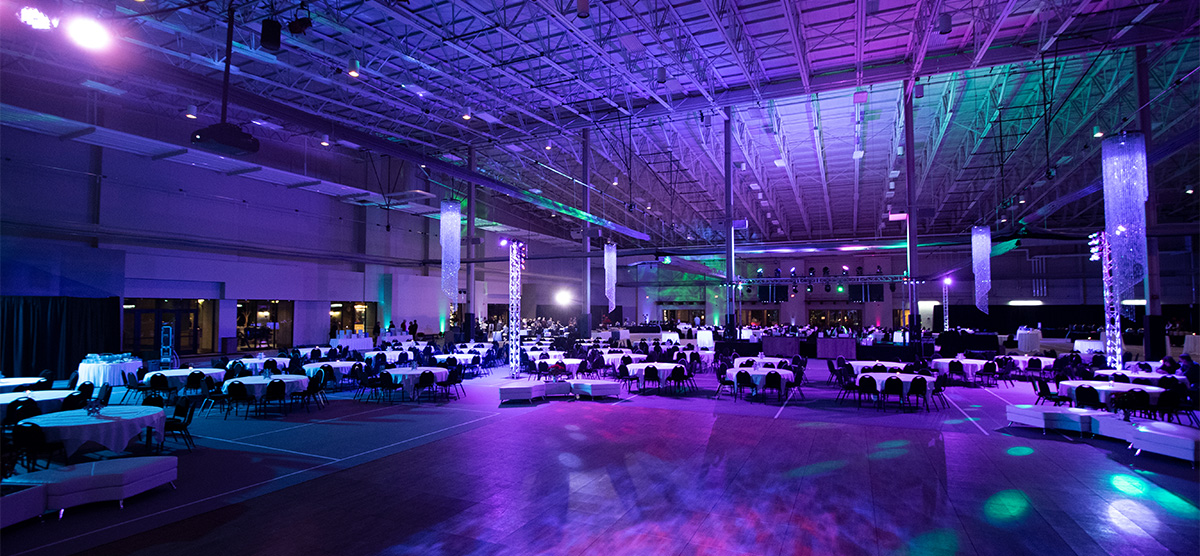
[604,243,617,312]
[440,200,461,302]
[1102,132,1148,320]
[971,226,991,314]
[1090,232,1122,368]
[507,241,526,377]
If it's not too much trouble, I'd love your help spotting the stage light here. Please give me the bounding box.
[822,267,829,277]
[836,284,845,293]
[319,134,330,147]
[756,268,764,278]
[936,13,952,34]
[774,268,781,278]
[943,277,953,285]
[347,58,361,78]
[1018,194,1026,204]
[809,267,815,276]
[577,0,590,18]
[499,238,508,247]
[856,266,863,276]
[876,265,883,274]
[65,17,111,51]
[662,256,672,265]
[545,140,552,150]
[19,7,56,30]
[185,104,198,119]
[790,267,797,278]
[1093,126,1104,138]
[288,16,312,35]
[824,284,831,292]
[792,286,798,294]
[806,285,813,292]
[842,265,849,275]
[1187,188,1194,195]
[554,290,572,306]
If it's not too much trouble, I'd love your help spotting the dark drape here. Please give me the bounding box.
[0,297,121,379]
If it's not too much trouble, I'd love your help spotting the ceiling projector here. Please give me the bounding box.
[191,122,260,155]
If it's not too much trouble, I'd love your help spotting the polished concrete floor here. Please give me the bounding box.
[3,365,1197,556]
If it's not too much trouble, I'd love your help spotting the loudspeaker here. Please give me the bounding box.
[261,19,282,51]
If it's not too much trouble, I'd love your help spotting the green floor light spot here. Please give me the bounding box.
[970,404,983,408]
[965,417,982,421]
[1006,446,1034,456]
[867,448,908,460]
[1014,404,1033,409]
[907,529,959,556]
[1111,474,1148,496]
[1153,491,1200,518]
[787,460,847,477]
[984,490,1030,524]
[943,419,965,425]
[875,440,910,449]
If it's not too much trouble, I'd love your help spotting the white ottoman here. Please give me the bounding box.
[543,381,573,398]
[1089,414,1140,442]
[1132,422,1200,464]
[498,381,546,404]
[1005,405,1107,435]
[1,484,47,528]
[4,456,177,518]
[568,380,622,400]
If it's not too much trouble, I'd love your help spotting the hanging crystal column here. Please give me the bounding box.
[440,200,461,302]
[1102,132,1149,320]
[972,226,991,314]
[604,243,617,312]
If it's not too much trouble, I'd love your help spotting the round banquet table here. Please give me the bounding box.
[302,361,358,379]
[1057,380,1165,404]
[625,362,689,387]
[527,351,565,360]
[857,373,932,396]
[1092,370,1172,384]
[0,378,43,393]
[364,351,408,364]
[727,367,796,390]
[1015,330,1043,352]
[601,353,646,367]
[1073,339,1105,353]
[1122,361,1163,372]
[230,357,291,372]
[0,391,74,423]
[733,357,788,368]
[457,343,491,351]
[384,367,449,392]
[222,375,309,398]
[77,360,142,387]
[454,348,488,355]
[848,361,907,374]
[1008,356,1055,372]
[597,348,632,355]
[931,358,989,381]
[144,368,226,389]
[21,406,165,455]
[434,354,478,365]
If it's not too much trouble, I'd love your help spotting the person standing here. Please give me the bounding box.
[409,319,418,338]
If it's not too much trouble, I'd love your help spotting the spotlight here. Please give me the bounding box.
[822,267,829,277]
[261,19,282,51]
[806,285,813,293]
[185,104,198,119]
[347,58,361,78]
[662,256,672,265]
[808,267,815,276]
[790,267,796,278]
[19,7,56,30]
[792,286,798,294]
[1018,194,1026,204]
[876,265,883,274]
[842,265,849,275]
[836,284,845,293]
[856,266,863,276]
[936,13,952,34]
[774,268,781,278]
[320,134,330,147]
[1187,188,1195,195]
[656,67,668,84]
[824,284,832,293]
[288,17,312,35]
[943,277,952,285]
[756,268,764,278]
[577,0,589,18]
[613,177,619,186]
[462,109,471,120]
[554,290,572,306]
[65,17,111,51]
[1093,125,1104,138]
[499,238,508,247]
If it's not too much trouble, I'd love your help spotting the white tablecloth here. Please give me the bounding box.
[733,357,788,368]
[1183,335,1200,356]
[848,361,907,374]
[727,368,795,390]
[527,351,565,360]
[1008,356,1055,372]
[230,357,291,372]
[858,373,932,396]
[626,363,688,387]
[364,351,408,364]
[1073,339,1105,353]
[21,406,165,455]
[1093,370,1172,384]
[223,376,309,398]
[330,337,374,351]
[144,368,226,389]
[1123,361,1164,372]
[931,358,989,381]
[302,361,358,379]
[601,353,646,367]
[696,330,715,349]
[0,391,73,423]
[661,332,681,343]
[384,367,449,392]
[457,343,491,351]
[1016,330,1043,352]
[434,354,477,365]
[0,378,43,393]
[1057,380,1164,404]
[77,360,142,387]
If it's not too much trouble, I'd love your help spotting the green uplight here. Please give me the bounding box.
[1153,491,1200,518]
[943,419,965,424]
[836,285,845,293]
[787,460,847,478]
[1111,474,1148,496]
[868,448,908,460]
[907,529,959,556]
[875,440,910,449]
[984,490,1030,524]
[1006,447,1034,456]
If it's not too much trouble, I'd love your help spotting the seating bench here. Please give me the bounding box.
[1005,404,1107,435]
[1131,421,1200,465]
[498,381,545,404]
[567,380,622,400]
[1,484,47,528]
[3,456,177,519]
[542,381,573,398]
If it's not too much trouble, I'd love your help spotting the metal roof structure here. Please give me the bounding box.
[1,0,1196,249]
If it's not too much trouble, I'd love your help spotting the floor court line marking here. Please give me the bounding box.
[983,388,1016,406]
[774,392,795,419]
[14,411,506,556]
[189,435,338,460]
[232,406,395,441]
[944,394,990,436]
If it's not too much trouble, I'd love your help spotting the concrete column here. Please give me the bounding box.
[217,298,239,354]
[1137,45,1165,359]
[903,81,921,356]
[724,107,736,338]
[580,129,592,336]
[466,146,477,341]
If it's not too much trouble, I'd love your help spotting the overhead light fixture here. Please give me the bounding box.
[462,109,471,120]
[545,140,552,150]
[824,284,832,293]
[836,284,845,293]
[613,177,619,186]
[261,19,282,51]
[347,58,361,78]
[1000,216,1008,223]
[1018,194,1026,204]
[185,104,198,119]
[937,13,952,34]
[943,277,953,285]
[1007,300,1044,306]
[656,67,668,84]
[320,134,330,147]
[1186,188,1195,194]
[65,17,111,51]
[19,7,56,30]
[577,0,590,19]
[1121,299,1147,306]
[1093,125,1104,138]
[288,16,312,35]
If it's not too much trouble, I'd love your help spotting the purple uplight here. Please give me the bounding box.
[65,17,111,51]
[943,277,953,285]
[19,7,56,30]
[499,238,508,247]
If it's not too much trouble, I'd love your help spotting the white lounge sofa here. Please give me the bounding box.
[3,456,177,519]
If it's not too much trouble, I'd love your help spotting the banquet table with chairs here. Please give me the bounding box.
[848,361,907,374]
[857,373,932,396]
[733,356,788,368]
[625,362,689,388]
[1056,380,1165,404]
[1008,356,1056,372]
[230,357,291,372]
[434,354,477,365]
[330,337,373,351]
[1016,329,1043,352]
[1092,370,1172,384]
[554,359,583,376]
[1122,361,1163,371]
[727,367,796,391]
[526,350,565,360]
[600,353,646,367]
[1073,339,1104,353]
[302,361,358,379]
[930,358,988,381]
[364,351,408,364]
[222,375,309,398]
[0,377,43,393]
[144,368,226,390]
[0,391,74,423]
[457,343,491,351]
[20,406,165,455]
[77,359,142,387]
[384,367,449,392]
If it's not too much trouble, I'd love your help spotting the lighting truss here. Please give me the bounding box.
[1090,232,1122,369]
[737,275,910,285]
[508,241,526,377]
[942,283,950,331]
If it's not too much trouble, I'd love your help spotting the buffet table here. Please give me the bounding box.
[77,359,142,387]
